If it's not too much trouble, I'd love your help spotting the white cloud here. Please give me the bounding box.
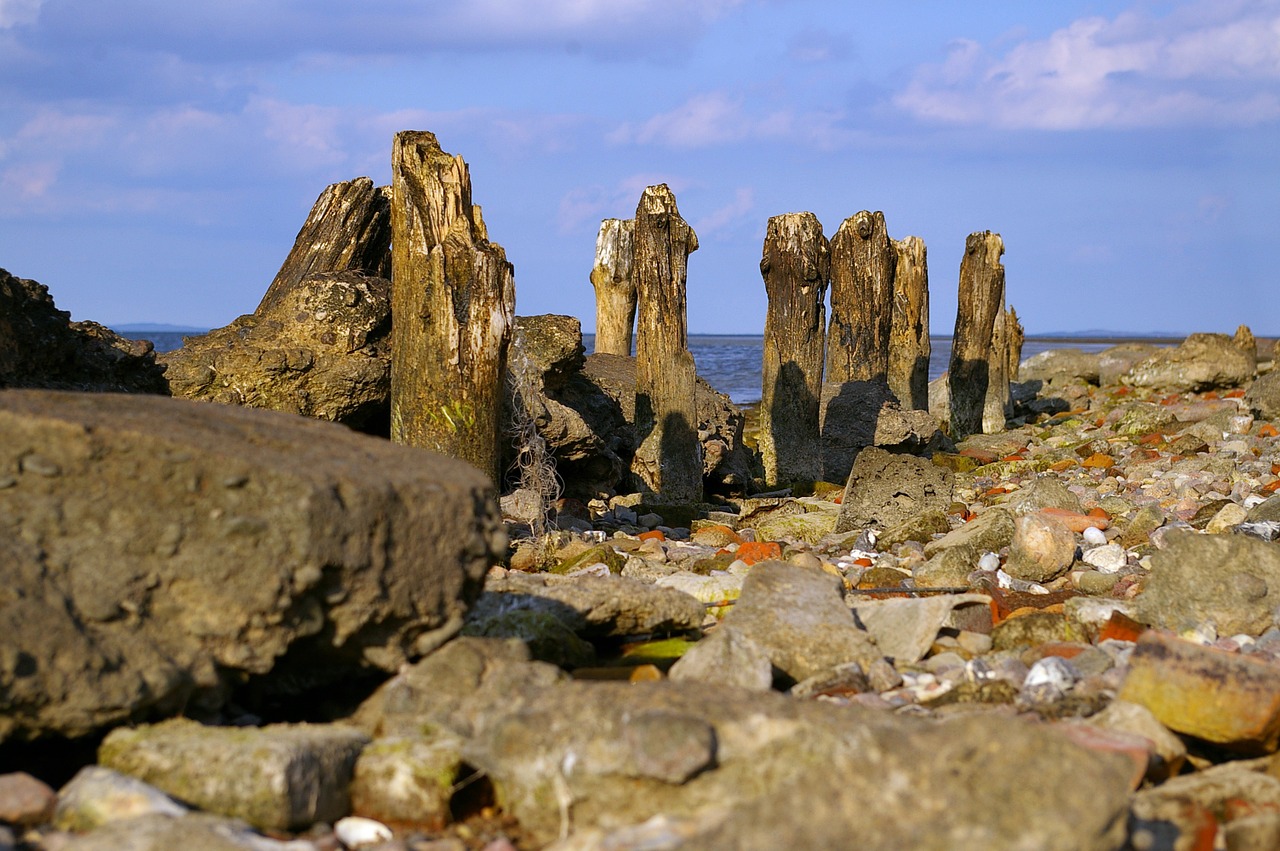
[694,186,755,237]
[0,0,42,28]
[611,90,855,150]
[556,173,694,233]
[895,1,1280,129]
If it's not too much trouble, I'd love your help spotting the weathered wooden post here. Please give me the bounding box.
[948,231,1005,439]
[1007,306,1025,382]
[256,177,392,313]
[826,210,896,385]
[589,218,637,356]
[985,301,1011,433]
[888,235,930,411]
[759,212,830,486]
[632,184,702,503]
[389,130,515,485]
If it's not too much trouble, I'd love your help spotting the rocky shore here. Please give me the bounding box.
[7,257,1280,850]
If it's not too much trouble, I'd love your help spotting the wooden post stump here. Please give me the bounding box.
[632,184,701,503]
[589,218,637,357]
[256,177,391,313]
[1008,306,1025,382]
[984,300,1011,433]
[948,231,1005,439]
[389,131,516,485]
[827,211,896,385]
[759,212,830,486]
[888,235,930,411]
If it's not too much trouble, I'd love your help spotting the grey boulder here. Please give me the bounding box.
[0,390,502,743]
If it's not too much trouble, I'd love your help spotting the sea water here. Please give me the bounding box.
[131,330,1156,406]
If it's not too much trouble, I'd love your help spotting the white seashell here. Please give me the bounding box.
[1082,526,1107,546]
[977,552,1001,572]
[335,816,393,849]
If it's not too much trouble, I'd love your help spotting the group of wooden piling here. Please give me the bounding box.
[313,129,1023,505]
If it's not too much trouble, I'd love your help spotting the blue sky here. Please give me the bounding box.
[1,0,1277,335]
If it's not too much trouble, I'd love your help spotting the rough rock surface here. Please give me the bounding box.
[505,315,626,497]
[160,271,392,433]
[1246,371,1280,421]
[466,571,705,640]
[463,680,1133,850]
[575,352,754,495]
[718,560,882,684]
[0,390,502,743]
[0,268,167,394]
[1019,348,1102,384]
[1124,332,1256,392]
[835,446,954,532]
[1133,530,1280,637]
[818,380,947,482]
[98,719,369,831]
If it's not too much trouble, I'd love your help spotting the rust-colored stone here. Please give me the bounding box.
[1119,631,1280,754]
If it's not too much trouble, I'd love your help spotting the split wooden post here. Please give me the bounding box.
[1007,306,1025,382]
[888,235,930,411]
[985,302,1011,433]
[389,130,516,485]
[589,218,637,356]
[632,184,702,504]
[256,177,392,313]
[948,231,1005,439]
[826,210,896,384]
[759,212,830,486]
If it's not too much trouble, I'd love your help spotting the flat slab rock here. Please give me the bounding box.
[0,390,503,743]
[464,679,1135,850]
[468,570,706,638]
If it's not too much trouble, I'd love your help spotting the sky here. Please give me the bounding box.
[1,0,1277,336]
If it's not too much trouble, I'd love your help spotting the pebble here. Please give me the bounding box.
[334,816,393,849]
[1082,526,1107,546]
[1081,543,1127,574]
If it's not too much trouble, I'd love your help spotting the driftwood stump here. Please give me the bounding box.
[632,185,702,503]
[389,131,515,485]
[759,212,829,486]
[948,231,1005,439]
[888,236,930,411]
[589,218,637,357]
[256,177,391,313]
[827,211,896,384]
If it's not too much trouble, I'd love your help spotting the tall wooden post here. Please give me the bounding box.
[632,184,702,504]
[759,212,830,486]
[826,210,896,384]
[256,177,391,313]
[888,235,930,411]
[389,130,515,484]
[985,300,1010,433]
[948,231,1005,439]
[1007,306,1025,382]
[589,218,637,356]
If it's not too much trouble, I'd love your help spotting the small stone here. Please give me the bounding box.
[335,816,394,849]
[668,626,773,692]
[1206,501,1249,534]
[1076,570,1121,596]
[1021,656,1080,704]
[1082,526,1107,546]
[637,512,663,528]
[1082,543,1127,574]
[1085,700,1187,781]
[54,766,188,832]
[1005,513,1077,583]
[0,772,57,827]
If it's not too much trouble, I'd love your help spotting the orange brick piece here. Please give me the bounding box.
[735,541,783,566]
[1118,631,1280,754]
